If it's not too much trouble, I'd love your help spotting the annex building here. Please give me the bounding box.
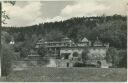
[35,37,111,68]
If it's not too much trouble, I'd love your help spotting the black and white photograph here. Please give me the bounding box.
[0,0,127,82]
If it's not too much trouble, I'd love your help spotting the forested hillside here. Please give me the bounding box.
[3,14,127,49]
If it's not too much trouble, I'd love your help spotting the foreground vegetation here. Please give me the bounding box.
[2,67,127,82]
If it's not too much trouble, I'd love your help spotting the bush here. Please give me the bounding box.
[106,47,127,68]
[118,50,127,68]
[73,52,79,57]
[1,45,15,76]
[73,62,96,67]
[37,46,47,57]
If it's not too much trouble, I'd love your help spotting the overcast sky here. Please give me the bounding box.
[2,0,127,27]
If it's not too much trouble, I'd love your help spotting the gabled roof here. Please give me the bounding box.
[39,38,44,42]
[61,37,73,42]
[62,37,70,40]
[81,37,89,42]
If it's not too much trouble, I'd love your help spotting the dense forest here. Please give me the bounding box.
[1,14,127,70]
[2,14,127,48]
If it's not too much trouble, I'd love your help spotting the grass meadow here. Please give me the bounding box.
[1,67,126,82]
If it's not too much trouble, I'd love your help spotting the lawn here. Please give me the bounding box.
[2,67,127,82]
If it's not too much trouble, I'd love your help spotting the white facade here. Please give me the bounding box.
[87,47,107,60]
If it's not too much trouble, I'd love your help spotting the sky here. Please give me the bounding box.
[2,0,128,27]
